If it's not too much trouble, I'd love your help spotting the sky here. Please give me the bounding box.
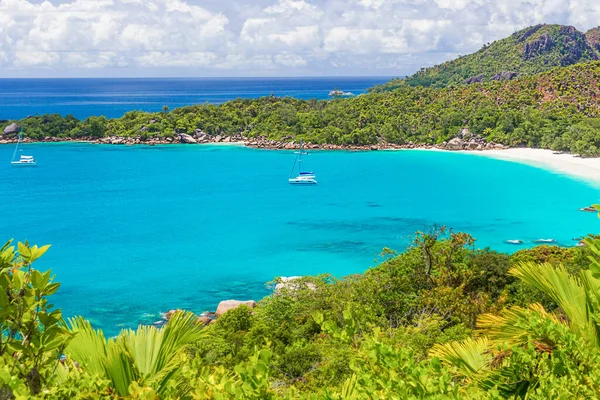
[0,0,599,78]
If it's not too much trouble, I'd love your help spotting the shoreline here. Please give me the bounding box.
[0,134,507,151]
[459,148,600,186]
[3,136,600,186]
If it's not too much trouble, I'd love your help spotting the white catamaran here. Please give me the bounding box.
[288,141,317,184]
[11,130,37,167]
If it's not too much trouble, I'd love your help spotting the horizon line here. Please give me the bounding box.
[0,75,401,80]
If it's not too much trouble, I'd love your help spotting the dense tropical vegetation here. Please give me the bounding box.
[3,208,600,398]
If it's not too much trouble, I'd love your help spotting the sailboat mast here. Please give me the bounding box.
[298,140,303,172]
[11,130,22,162]
[289,141,299,178]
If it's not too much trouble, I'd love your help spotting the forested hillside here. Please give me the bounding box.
[586,27,600,53]
[373,24,600,90]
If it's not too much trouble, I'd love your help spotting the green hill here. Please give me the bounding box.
[587,27,600,53]
[375,24,600,90]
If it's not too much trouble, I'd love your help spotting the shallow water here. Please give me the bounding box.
[0,144,598,334]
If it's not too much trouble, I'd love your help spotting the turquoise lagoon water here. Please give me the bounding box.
[0,143,598,334]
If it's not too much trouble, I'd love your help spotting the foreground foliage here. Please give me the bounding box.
[65,311,205,397]
[2,225,600,398]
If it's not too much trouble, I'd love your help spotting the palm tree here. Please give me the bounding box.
[63,311,205,396]
[431,237,600,391]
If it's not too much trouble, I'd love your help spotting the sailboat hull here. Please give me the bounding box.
[11,161,37,167]
[289,177,317,184]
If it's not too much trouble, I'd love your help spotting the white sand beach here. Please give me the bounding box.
[464,148,600,186]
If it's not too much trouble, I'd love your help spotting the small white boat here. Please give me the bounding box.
[506,240,523,245]
[533,239,556,244]
[289,172,317,184]
[289,141,317,184]
[11,155,37,166]
[10,130,37,167]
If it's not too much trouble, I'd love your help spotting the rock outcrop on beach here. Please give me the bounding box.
[196,315,212,326]
[0,130,509,152]
[215,300,256,317]
[243,132,507,152]
[164,309,179,321]
[2,122,20,137]
[178,133,197,144]
[447,138,464,150]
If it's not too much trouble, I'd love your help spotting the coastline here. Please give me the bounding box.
[459,148,600,186]
[0,133,506,151]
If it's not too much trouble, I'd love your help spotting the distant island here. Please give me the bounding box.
[328,89,355,97]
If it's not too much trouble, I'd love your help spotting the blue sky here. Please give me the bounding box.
[0,0,598,78]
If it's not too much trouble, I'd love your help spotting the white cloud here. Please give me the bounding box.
[240,19,320,49]
[240,18,273,44]
[275,53,307,66]
[62,52,125,68]
[568,0,600,29]
[264,0,324,19]
[324,27,390,53]
[269,26,321,47]
[0,0,598,76]
[355,0,386,10]
[13,51,60,67]
[136,51,218,67]
[433,0,473,11]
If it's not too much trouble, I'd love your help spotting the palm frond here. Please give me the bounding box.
[478,303,565,347]
[122,324,162,377]
[66,317,109,376]
[509,262,598,346]
[430,337,491,376]
[124,311,205,392]
[148,310,205,375]
[65,312,204,396]
[580,269,600,346]
[104,339,138,396]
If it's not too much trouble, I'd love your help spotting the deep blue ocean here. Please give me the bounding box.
[0,77,391,120]
[0,143,598,334]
